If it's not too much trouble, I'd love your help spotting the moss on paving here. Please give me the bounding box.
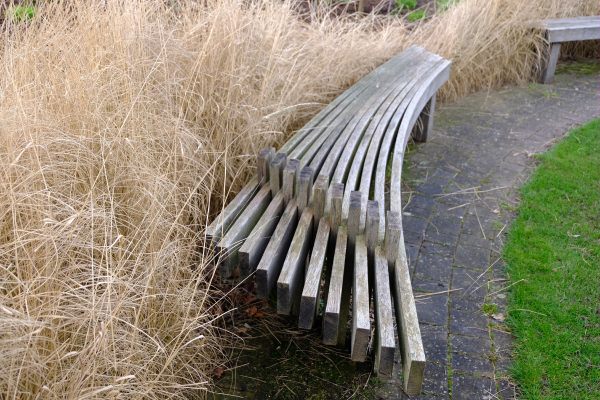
[504,119,600,399]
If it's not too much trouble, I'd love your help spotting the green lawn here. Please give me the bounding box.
[504,119,600,399]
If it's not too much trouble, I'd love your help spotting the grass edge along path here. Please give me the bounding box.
[504,119,600,399]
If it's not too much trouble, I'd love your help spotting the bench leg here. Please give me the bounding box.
[540,43,561,84]
[412,94,436,143]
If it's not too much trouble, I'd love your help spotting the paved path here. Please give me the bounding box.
[380,70,600,399]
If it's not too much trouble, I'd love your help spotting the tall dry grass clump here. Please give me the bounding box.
[0,0,597,398]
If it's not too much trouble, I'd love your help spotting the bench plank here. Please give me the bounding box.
[277,208,314,315]
[238,192,285,276]
[215,184,271,277]
[374,246,396,376]
[351,235,370,362]
[323,226,350,346]
[299,218,330,329]
[255,200,299,298]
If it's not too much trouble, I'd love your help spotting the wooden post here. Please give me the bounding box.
[412,94,436,143]
[365,200,380,257]
[347,191,362,243]
[384,211,402,268]
[541,42,561,84]
[329,183,344,235]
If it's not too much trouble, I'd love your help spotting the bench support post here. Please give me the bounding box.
[412,94,436,143]
[540,42,561,84]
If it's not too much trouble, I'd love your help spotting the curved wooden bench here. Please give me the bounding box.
[537,16,600,84]
[206,45,451,395]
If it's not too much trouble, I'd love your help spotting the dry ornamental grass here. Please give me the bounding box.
[0,0,597,398]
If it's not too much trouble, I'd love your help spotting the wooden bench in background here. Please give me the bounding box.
[538,16,600,84]
[206,45,451,396]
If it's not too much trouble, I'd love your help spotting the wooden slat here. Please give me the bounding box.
[297,166,314,213]
[384,211,402,266]
[238,192,285,277]
[286,48,420,162]
[335,49,430,220]
[329,182,344,235]
[373,246,395,376]
[544,17,600,42]
[393,232,426,395]
[390,60,451,215]
[351,235,370,362]
[269,153,287,196]
[347,191,362,241]
[323,226,349,346]
[366,200,380,255]
[277,208,314,315]
[299,219,330,329]
[205,177,260,245]
[282,159,300,202]
[215,185,271,277]
[255,200,299,298]
[311,175,328,223]
[257,147,274,181]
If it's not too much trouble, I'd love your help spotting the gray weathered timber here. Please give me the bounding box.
[351,235,371,362]
[329,183,344,235]
[536,16,600,83]
[215,185,271,277]
[373,246,395,377]
[312,175,328,223]
[389,60,451,217]
[347,191,362,241]
[282,159,300,202]
[269,153,287,196]
[238,192,285,276]
[323,226,349,346]
[384,211,402,266]
[365,200,380,255]
[338,49,432,220]
[277,208,314,315]
[257,147,275,182]
[392,233,426,395]
[205,177,260,245]
[541,43,562,84]
[542,16,600,42]
[297,167,314,213]
[411,94,436,143]
[255,200,298,298]
[372,57,449,239]
[298,219,330,329]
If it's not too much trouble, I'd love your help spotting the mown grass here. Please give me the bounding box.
[504,119,600,399]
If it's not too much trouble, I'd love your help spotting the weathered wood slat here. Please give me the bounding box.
[394,234,426,395]
[269,153,287,196]
[329,182,344,235]
[373,246,395,376]
[282,159,300,202]
[205,177,261,245]
[238,192,285,277]
[351,235,370,362]
[369,57,447,239]
[543,16,600,42]
[312,175,329,223]
[299,219,330,329]
[215,185,272,277]
[366,200,380,254]
[277,208,314,315]
[323,226,350,346]
[390,60,451,215]
[297,167,314,213]
[257,147,275,182]
[255,200,299,298]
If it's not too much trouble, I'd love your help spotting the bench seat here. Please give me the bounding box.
[206,45,451,395]
[537,16,600,83]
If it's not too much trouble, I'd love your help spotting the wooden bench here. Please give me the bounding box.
[206,45,451,395]
[538,16,600,84]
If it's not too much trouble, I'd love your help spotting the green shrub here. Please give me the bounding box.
[11,5,36,22]
[395,0,417,11]
[407,9,426,22]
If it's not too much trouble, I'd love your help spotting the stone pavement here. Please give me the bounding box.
[379,68,600,399]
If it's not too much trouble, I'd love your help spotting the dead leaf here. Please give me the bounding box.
[492,313,505,322]
[246,306,258,317]
[213,367,224,379]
